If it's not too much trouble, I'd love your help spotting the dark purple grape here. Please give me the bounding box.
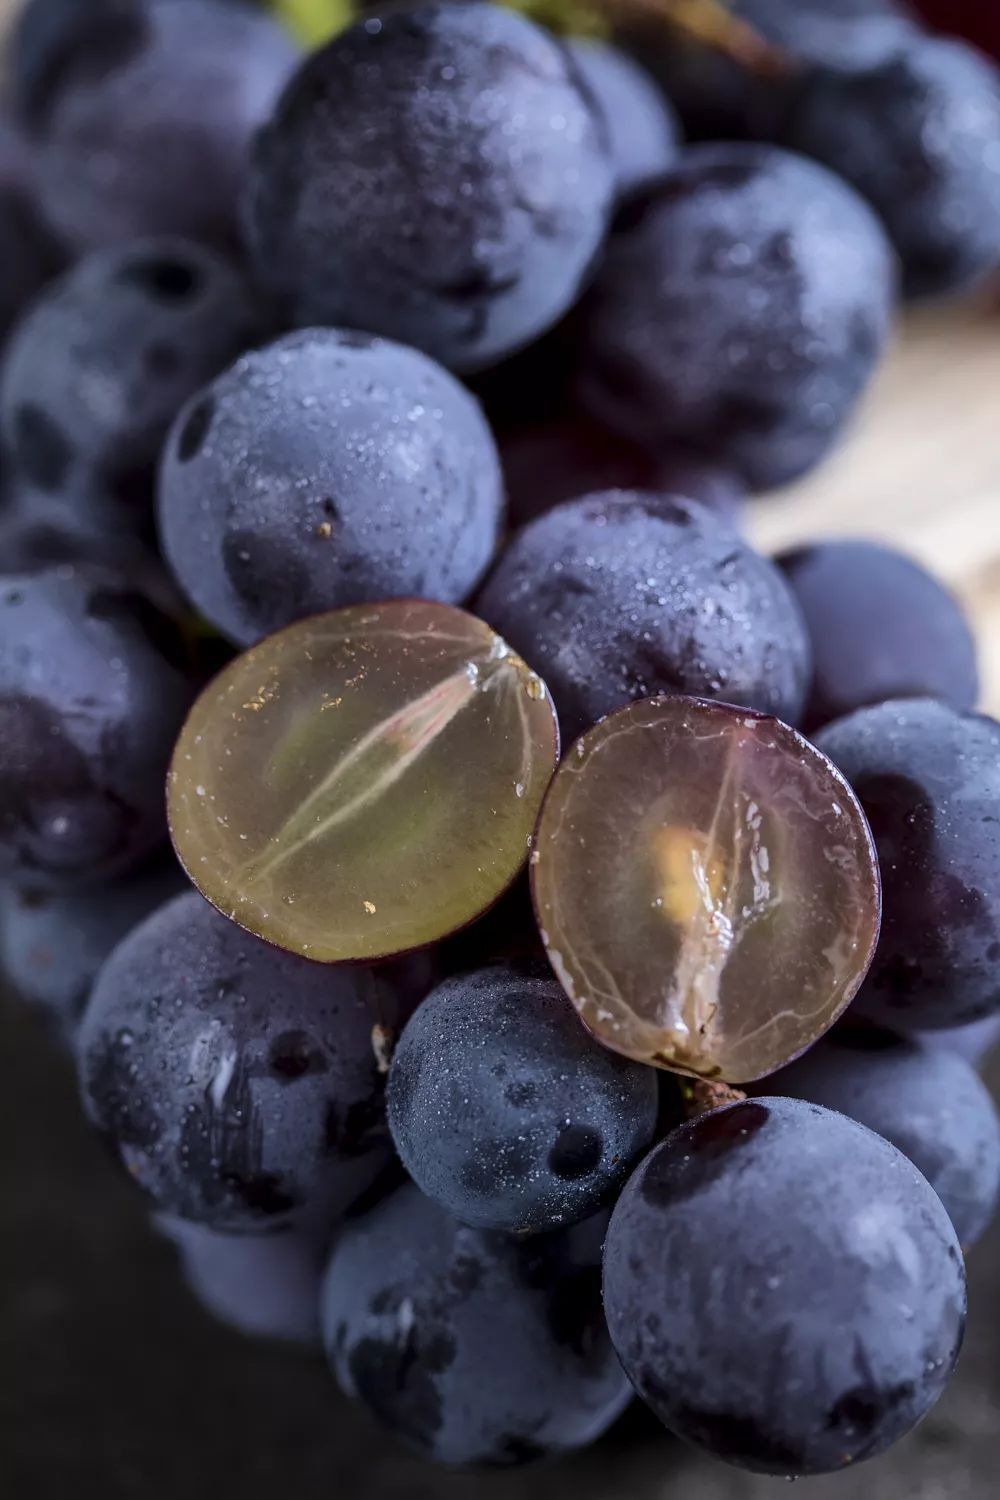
[634,0,918,144]
[566,39,679,201]
[576,143,895,490]
[785,35,1000,299]
[477,491,809,743]
[764,1029,1000,1246]
[77,890,397,1232]
[499,417,745,529]
[778,539,978,729]
[32,0,298,254]
[0,855,186,1040]
[386,962,659,1234]
[0,238,257,519]
[603,1098,966,1475]
[916,1016,1000,1067]
[815,699,1000,1029]
[0,565,194,886]
[320,1185,631,1465]
[0,117,63,341]
[156,1213,324,1346]
[158,328,503,647]
[244,3,614,372]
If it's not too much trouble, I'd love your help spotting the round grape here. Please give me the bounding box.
[320,1185,631,1465]
[603,1097,966,1475]
[779,539,978,729]
[785,35,1000,299]
[156,1213,324,1346]
[387,962,659,1234]
[764,1029,1000,1247]
[478,491,808,743]
[244,3,614,372]
[566,39,679,201]
[1,238,257,519]
[577,143,895,490]
[0,856,186,1041]
[32,0,298,253]
[0,565,194,886]
[815,699,1000,1029]
[77,890,396,1232]
[158,328,504,647]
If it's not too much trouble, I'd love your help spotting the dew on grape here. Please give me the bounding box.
[531,695,880,1081]
[168,600,558,963]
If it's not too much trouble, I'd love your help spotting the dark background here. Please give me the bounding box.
[3,987,997,1500]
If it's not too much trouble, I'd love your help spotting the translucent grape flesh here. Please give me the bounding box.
[531,696,881,1082]
[168,601,558,962]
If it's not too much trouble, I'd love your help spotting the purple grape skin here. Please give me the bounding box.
[778,539,978,730]
[637,0,918,144]
[32,0,298,255]
[603,1098,966,1476]
[477,490,810,743]
[784,35,1000,299]
[916,1016,1000,1068]
[763,1030,1000,1247]
[0,565,194,887]
[156,1213,324,1346]
[77,891,395,1233]
[320,1184,631,1466]
[498,417,745,529]
[576,143,895,491]
[157,327,503,647]
[566,39,680,201]
[815,699,1000,1030]
[244,3,614,373]
[0,238,258,518]
[386,962,659,1235]
[0,116,64,341]
[0,855,186,1041]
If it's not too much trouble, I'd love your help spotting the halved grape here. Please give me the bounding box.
[168,601,558,962]
[531,696,880,1082]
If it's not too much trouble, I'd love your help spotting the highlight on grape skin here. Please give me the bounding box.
[531,695,882,1083]
[167,599,558,963]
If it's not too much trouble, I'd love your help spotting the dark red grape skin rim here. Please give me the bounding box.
[528,693,883,1085]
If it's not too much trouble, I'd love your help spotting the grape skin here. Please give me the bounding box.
[321,1184,631,1466]
[32,0,298,253]
[576,143,895,490]
[478,490,810,743]
[244,3,614,373]
[566,39,679,202]
[785,35,1000,299]
[158,328,504,647]
[815,699,1000,1029]
[0,856,186,1042]
[156,1213,324,1347]
[1,238,257,520]
[603,1097,967,1476]
[778,539,978,730]
[77,891,395,1232]
[0,565,194,886]
[386,962,659,1235]
[763,1030,1000,1247]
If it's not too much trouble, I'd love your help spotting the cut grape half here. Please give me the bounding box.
[531,696,881,1082]
[168,601,558,962]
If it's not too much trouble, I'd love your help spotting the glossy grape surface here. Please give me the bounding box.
[169,601,558,962]
[603,1097,966,1475]
[532,695,880,1081]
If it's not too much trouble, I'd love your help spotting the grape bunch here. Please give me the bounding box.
[1,0,999,1485]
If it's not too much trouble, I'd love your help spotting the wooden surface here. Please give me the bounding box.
[749,292,1000,712]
